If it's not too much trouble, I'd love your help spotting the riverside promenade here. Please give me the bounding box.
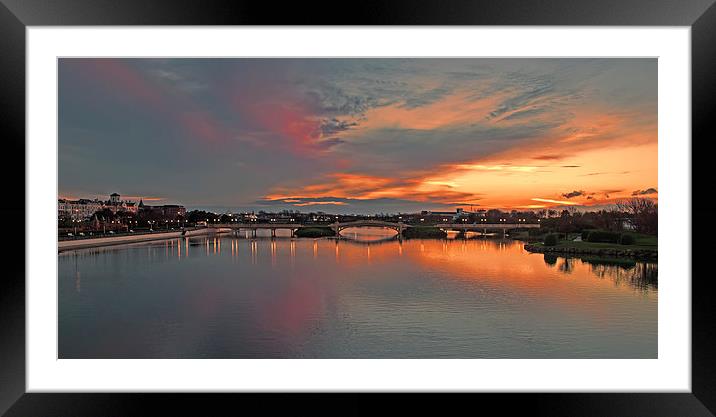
[58,227,229,252]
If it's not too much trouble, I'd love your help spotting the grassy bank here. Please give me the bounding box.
[532,239,656,252]
[524,232,657,260]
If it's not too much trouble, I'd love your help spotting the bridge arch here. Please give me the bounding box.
[332,220,408,236]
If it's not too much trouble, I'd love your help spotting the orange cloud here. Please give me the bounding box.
[265,172,480,206]
[293,201,347,206]
[531,198,579,206]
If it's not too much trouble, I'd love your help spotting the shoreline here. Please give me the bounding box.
[58,228,229,252]
[523,243,657,261]
[58,231,658,262]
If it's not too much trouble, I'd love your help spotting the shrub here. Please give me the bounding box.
[581,230,594,241]
[619,234,635,245]
[585,230,621,243]
[543,234,558,246]
[402,227,447,239]
[294,227,335,238]
[528,228,548,237]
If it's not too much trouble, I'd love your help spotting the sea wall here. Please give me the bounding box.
[58,228,228,252]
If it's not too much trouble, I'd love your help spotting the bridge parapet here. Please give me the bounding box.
[436,223,540,230]
[211,223,304,229]
[333,220,409,234]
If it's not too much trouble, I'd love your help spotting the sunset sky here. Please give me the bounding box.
[59,58,657,213]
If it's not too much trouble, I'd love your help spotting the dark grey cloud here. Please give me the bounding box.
[562,190,585,199]
[533,154,564,161]
[336,118,564,174]
[307,88,386,116]
[319,118,358,135]
[487,82,554,120]
[632,187,658,196]
[400,85,453,109]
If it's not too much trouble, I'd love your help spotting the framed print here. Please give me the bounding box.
[1,0,715,415]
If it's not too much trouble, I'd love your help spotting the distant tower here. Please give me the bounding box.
[110,193,120,204]
[138,199,144,208]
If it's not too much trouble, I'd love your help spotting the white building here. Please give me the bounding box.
[58,199,104,221]
[58,193,139,220]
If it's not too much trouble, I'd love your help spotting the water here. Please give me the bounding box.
[58,228,657,358]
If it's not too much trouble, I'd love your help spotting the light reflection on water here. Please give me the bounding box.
[59,228,657,358]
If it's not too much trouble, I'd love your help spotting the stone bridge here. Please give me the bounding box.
[210,220,537,237]
[211,220,411,237]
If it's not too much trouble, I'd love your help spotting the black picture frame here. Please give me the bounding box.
[1,0,714,415]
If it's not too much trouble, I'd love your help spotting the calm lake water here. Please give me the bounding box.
[59,228,657,358]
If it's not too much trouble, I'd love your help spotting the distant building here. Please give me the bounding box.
[124,202,137,214]
[160,205,186,219]
[619,218,637,231]
[420,209,466,221]
[58,198,104,221]
[105,192,138,214]
[59,193,146,221]
[138,200,186,219]
[59,192,186,221]
[243,213,259,222]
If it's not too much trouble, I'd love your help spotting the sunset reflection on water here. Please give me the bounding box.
[59,230,656,359]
